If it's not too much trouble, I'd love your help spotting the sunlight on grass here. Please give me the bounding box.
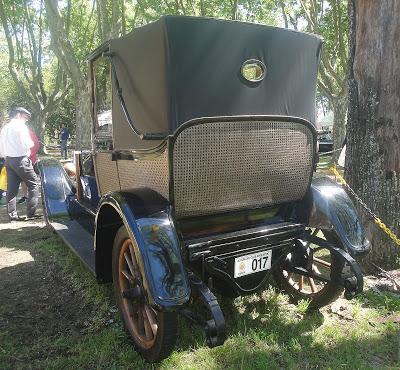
[296,299,311,314]
[0,226,398,369]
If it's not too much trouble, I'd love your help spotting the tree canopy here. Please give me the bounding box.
[0,0,348,143]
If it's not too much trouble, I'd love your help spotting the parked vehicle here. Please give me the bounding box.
[39,16,370,362]
[317,131,334,152]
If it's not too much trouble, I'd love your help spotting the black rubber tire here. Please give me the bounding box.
[112,225,177,362]
[273,230,345,310]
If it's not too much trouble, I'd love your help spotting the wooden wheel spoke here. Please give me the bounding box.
[124,252,135,277]
[277,230,345,310]
[299,275,304,291]
[142,307,153,340]
[137,306,146,335]
[117,234,166,353]
[308,277,317,293]
[121,269,135,284]
[314,257,331,267]
[144,305,158,336]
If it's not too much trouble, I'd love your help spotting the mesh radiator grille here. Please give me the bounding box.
[172,120,315,218]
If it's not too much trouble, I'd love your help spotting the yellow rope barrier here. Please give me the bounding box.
[329,164,400,247]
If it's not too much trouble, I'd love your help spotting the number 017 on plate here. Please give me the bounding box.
[234,250,272,278]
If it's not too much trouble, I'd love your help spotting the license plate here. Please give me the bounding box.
[234,250,272,278]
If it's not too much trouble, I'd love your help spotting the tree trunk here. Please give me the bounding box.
[331,95,347,162]
[31,110,47,142]
[111,0,122,38]
[45,0,90,149]
[231,0,238,20]
[75,85,91,149]
[346,0,400,270]
[97,0,111,41]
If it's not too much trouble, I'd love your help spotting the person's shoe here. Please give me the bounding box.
[9,215,26,222]
[17,196,27,204]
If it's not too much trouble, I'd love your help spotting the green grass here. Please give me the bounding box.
[0,225,399,369]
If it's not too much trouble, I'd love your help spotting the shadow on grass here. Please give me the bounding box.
[1,225,398,369]
[0,224,151,369]
[174,287,324,351]
[207,333,398,370]
[0,226,95,340]
[171,288,398,369]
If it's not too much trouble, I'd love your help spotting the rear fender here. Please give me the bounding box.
[95,189,191,310]
[306,176,370,256]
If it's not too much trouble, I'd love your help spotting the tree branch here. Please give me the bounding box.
[44,0,84,88]
[0,0,33,106]
[279,0,289,28]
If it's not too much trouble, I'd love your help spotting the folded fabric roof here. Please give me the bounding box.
[108,16,322,150]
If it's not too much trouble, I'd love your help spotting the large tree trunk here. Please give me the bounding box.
[31,110,47,142]
[45,0,90,149]
[346,0,400,270]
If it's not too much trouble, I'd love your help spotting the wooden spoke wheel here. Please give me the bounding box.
[273,229,345,310]
[113,226,177,362]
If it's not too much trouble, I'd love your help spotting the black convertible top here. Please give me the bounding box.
[103,16,322,150]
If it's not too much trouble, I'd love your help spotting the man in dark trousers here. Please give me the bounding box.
[0,107,39,221]
[60,124,70,159]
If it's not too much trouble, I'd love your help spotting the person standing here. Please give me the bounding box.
[0,145,6,206]
[17,126,40,204]
[60,124,70,159]
[0,118,6,205]
[0,107,39,221]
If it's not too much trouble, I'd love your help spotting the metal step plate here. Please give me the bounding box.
[51,220,95,274]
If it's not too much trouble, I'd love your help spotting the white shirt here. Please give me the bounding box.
[0,118,34,157]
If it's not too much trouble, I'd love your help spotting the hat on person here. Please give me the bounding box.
[10,107,32,119]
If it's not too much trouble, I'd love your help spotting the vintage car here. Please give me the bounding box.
[39,16,370,362]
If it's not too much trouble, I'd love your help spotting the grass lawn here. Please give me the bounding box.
[0,209,399,370]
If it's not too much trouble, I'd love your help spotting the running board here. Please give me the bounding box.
[51,220,95,274]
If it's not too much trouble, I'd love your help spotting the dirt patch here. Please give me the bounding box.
[0,200,94,363]
[0,247,34,269]
[365,271,400,294]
